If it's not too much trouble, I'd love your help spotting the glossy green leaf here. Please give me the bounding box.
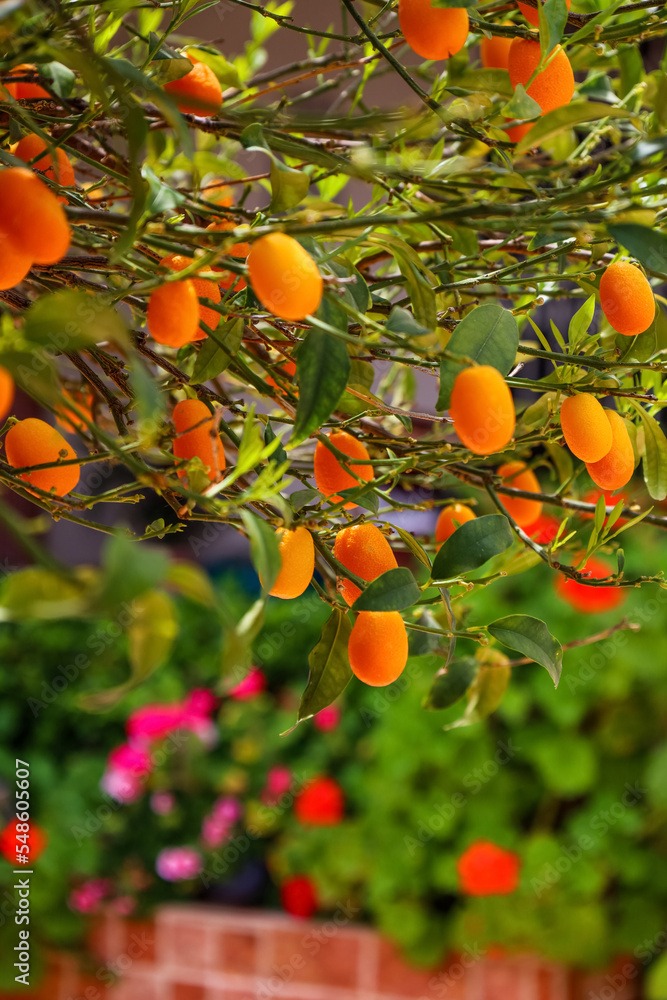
[516,102,635,153]
[629,401,667,500]
[294,607,353,727]
[607,223,667,278]
[436,304,519,410]
[192,318,244,382]
[352,567,420,612]
[502,83,541,121]
[393,524,432,569]
[291,328,350,446]
[431,514,514,580]
[23,290,127,350]
[98,535,169,609]
[386,306,430,337]
[241,510,281,593]
[487,614,563,686]
[539,0,569,56]
[423,658,478,710]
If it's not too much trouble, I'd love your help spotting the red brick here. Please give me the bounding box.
[64,969,109,1000]
[110,972,163,1000]
[158,919,211,968]
[571,961,641,1000]
[215,930,257,975]
[172,984,206,1000]
[118,920,156,965]
[482,959,531,1000]
[376,939,436,995]
[265,926,360,990]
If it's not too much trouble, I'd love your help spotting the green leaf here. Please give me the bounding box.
[437,303,519,410]
[291,487,320,510]
[567,294,595,347]
[502,83,541,121]
[423,658,478,710]
[386,306,431,337]
[127,590,178,678]
[607,223,667,279]
[516,102,635,154]
[393,524,432,570]
[166,561,218,608]
[352,567,420,612]
[539,0,569,56]
[98,535,169,608]
[23,290,127,350]
[221,597,265,675]
[628,401,667,500]
[487,614,563,686]
[192,318,244,382]
[188,46,242,88]
[241,510,281,593]
[269,160,310,212]
[129,355,165,425]
[142,163,187,215]
[41,61,76,98]
[431,514,514,580]
[264,421,287,465]
[291,328,350,446]
[431,0,478,8]
[337,486,379,514]
[293,607,353,727]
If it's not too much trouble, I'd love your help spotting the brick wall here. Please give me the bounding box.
[2,905,642,1000]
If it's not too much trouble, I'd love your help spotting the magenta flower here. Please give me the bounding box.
[213,796,242,824]
[100,767,143,804]
[127,703,185,745]
[201,814,231,849]
[68,879,111,914]
[108,743,153,776]
[228,667,266,701]
[262,766,293,804]
[156,847,203,882]
[314,705,341,732]
[150,791,176,815]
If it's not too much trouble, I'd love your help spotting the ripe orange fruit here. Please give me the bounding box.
[2,64,49,101]
[599,261,655,337]
[508,40,575,114]
[334,523,398,606]
[55,387,94,434]
[247,233,323,321]
[313,430,374,508]
[0,231,32,289]
[266,358,297,394]
[268,526,315,599]
[0,366,14,421]
[159,254,221,340]
[560,394,613,463]
[147,280,200,348]
[172,398,225,483]
[497,461,542,527]
[164,59,222,116]
[449,366,516,456]
[585,410,634,492]
[398,0,469,59]
[201,180,233,207]
[206,220,250,292]
[0,167,70,265]
[5,418,80,496]
[481,31,513,70]
[555,556,625,614]
[435,503,476,546]
[348,612,408,686]
[517,0,571,26]
[14,134,75,191]
[505,121,534,144]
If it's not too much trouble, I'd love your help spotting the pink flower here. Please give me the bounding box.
[127,703,185,745]
[262,766,292,804]
[100,767,143,804]
[156,847,202,882]
[228,667,266,701]
[213,797,242,824]
[112,895,136,916]
[201,814,232,849]
[68,879,110,914]
[184,689,217,715]
[150,791,176,815]
[108,744,153,776]
[313,706,341,732]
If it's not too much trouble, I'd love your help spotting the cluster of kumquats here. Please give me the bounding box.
[0,0,664,710]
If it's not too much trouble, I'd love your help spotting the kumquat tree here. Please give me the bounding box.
[2,0,667,726]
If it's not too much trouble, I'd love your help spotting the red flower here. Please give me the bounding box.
[0,818,48,865]
[294,777,344,826]
[528,514,561,545]
[281,875,318,918]
[555,556,625,614]
[457,840,520,896]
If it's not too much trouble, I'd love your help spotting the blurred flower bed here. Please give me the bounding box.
[1,532,667,989]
